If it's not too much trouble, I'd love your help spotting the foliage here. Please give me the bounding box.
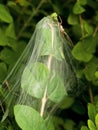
[0,0,98,130]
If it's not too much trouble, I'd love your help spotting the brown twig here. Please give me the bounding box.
[79,15,85,38]
[88,86,94,104]
[0,101,5,113]
[17,0,45,39]
[93,26,98,37]
[40,23,54,117]
[5,80,10,91]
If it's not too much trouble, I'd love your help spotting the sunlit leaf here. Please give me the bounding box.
[95,114,98,129]
[88,119,96,130]
[88,103,96,122]
[14,105,46,130]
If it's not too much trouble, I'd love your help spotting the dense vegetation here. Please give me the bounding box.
[0,0,98,130]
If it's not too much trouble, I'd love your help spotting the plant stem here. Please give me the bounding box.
[0,101,5,113]
[89,86,94,104]
[79,15,85,38]
[93,26,98,37]
[17,0,45,39]
[40,23,54,117]
[40,55,53,117]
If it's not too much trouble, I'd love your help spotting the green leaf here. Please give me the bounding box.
[0,4,13,23]
[0,29,8,46]
[71,25,82,38]
[0,28,16,47]
[72,100,86,115]
[67,13,79,25]
[37,19,64,60]
[73,2,85,14]
[16,0,31,7]
[51,12,58,21]
[95,71,98,78]
[14,105,46,130]
[0,48,19,65]
[95,114,98,129]
[83,57,98,85]
[13,41,26,54]
[0,62,7,82]
[21,62,66,103]
[64,119,75,130]
[72,41,93,62]
[81,126,89,130]
[83,20,94,36]
[21,62,49,99]
[6,23,16,39]
[47,74,67,103]
[88,103,96,122]
[78,0,87,5]
[52,116,64,129]
[45,119,55,130]
[59,97,74,109]
[72,36,97,62]
[88,119,96,130]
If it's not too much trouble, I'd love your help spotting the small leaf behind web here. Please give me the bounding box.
[47,74,67,103]
[14,105,46,130]
[21,62,49,99]
[40,24,64,60]
[21,62,67,103]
